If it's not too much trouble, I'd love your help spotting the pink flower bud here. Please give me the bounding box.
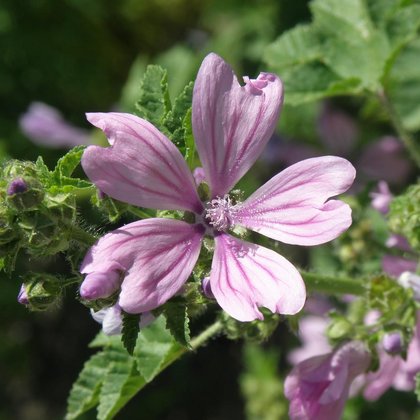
[201,276,214,299]
[383,332,403,355]
[7,178,28,196]
[17,284,29,305]
[80,270,121,300]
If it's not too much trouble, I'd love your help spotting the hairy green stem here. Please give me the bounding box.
[301,270,366,296]
[68,224,97,246]
[127,206,155,219]
[190,320,224,349]
[378,90,420,167]
[159,320,224,373]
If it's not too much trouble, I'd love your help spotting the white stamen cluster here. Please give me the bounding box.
[204,195,237,232]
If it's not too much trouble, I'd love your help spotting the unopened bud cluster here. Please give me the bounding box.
[0,160,77,257]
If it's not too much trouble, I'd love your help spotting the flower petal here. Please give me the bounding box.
[192,53,283,197]
[210,233,305,321]
[234,156,355,246]
[82,112,203,213]
[81,218,204,313]
[382,255,418,278]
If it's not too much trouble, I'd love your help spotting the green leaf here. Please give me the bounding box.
[385,4,420,52]
[264,24,322,68]
[264,0,420,104]
[135,65,171,130]
[97,349,145,420]
[311,0,374,41]
[66,352,110,420]
[35,156,51,184]
[121,312,141,355]
[164,81,193,135]
[388,182,420,251]
[280,64,361,106]
[415,372,420,401]
[367,274,414,315]
[387,38,420,131]
[163,302,191,348]
[240,343,286,420]
[52,145,86,180]
[49,145,92,192]
[162,82,195,166]
[183,108,196,169]
[134,315,180,382]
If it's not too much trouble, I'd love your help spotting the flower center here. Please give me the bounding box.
[204,195,237,232]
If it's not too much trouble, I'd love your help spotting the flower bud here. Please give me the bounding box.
[398,271,420,301]
[7,178,28,195]
[327,318,354,342]
[17,284,29,305]
[6,177,44,211]
[22,274,62,311]
[201,276,214,299]
[80,270,122,300]
[382,332,403,355]
[18,211,69,256]
[0,205,19,246]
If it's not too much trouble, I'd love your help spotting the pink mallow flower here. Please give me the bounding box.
[285,341,371,420]
[79,53,355,322]
[20,102,91,148]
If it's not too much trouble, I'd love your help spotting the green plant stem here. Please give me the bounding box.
[127,206,155,219]
[190,320,223,349]
[301,270,366,296]
[378,90,420,167]
[158,320,224,373]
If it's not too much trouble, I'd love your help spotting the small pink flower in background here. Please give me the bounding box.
[288,316,331,365]
[370,181,392,214]
[285,341,371,420]
[20,102,91,148]
[79,53,355,322]
[357,136,412,185]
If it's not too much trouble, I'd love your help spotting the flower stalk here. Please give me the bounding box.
[301,270,366,296]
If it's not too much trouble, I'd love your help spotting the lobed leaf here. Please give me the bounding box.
[264,0,420,105]
[134,315,182,382]
[135,65,171,131]
[97,348,145,420]
[66,352,110,420]
[163,302,191,348]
